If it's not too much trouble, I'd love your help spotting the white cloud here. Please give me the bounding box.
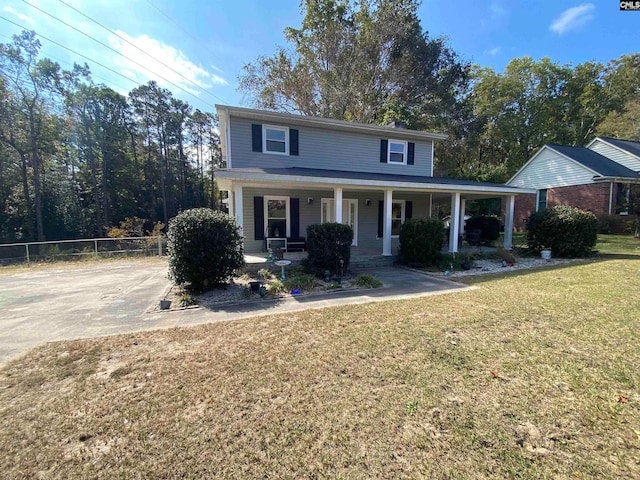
[483,47,502,56]
[3,5,35,25]
[108,31,228,96]
[550,3,595,35]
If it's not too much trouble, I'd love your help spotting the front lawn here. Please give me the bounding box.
[1,257,639,478]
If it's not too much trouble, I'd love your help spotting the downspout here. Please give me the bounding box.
[609,182,613,215]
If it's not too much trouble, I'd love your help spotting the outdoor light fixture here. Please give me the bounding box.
[365,199,372,206]
[307,197,314,205]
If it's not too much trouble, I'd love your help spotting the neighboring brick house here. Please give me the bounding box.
[507,139,640,231]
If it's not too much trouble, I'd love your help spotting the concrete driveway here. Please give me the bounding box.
[0,259,469,366]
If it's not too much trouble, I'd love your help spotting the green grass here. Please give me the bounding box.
[1,254,639,478]
[595,233,640,256]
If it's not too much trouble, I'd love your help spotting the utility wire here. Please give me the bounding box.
[0,16,144,89]
[56,0,228,105]
[20,0,220,110]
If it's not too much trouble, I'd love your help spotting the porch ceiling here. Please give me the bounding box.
[216,167,536,197]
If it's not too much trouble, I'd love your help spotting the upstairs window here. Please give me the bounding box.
[380,139,414,164]
[537,189,548,211]
[263,125,289,155]
[388,140,407,164]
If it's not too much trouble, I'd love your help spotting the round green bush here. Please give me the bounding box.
[399,217,445,266]
[526,205,597,258]
[306,223,353,273]
[167,208,245,291]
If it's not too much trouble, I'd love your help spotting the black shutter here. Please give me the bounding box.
[290,129,299,156]
[405,201,413,220]
[407,142,415,165]
[380,139,388,163]
[252,124,262,152]
[377,200,384,237]
[290,198,300,237]
[254,196,264,240]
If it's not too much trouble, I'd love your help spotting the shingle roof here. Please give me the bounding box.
[219,167,511,187]
[599,137,640,159]
[548,144,640,178]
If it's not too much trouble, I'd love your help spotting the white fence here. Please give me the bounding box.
[0,236,165,265]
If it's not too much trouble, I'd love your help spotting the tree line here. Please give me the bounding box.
[240,0,640,183]
[2,0,639,243]
[0,31,221,243]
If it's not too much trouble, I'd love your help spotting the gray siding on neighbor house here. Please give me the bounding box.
[241,187,433,253]
[508,148,595,189]
[230,117,434,177]
[588,139,640,172]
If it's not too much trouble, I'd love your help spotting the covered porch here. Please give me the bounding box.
[216,167,535,256]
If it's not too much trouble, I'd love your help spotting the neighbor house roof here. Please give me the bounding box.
[597,137,640,159]
[547,144,640,179]
[215,167,535,195]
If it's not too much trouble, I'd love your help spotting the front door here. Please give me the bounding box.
[321,198,358,246]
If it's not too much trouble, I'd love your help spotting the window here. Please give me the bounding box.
[263,125,288,155]
[537,189,547,211]
[392,200,405,236]
[388,140,407,164]
[264,196,290,237]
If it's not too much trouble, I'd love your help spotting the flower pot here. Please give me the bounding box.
[541,249,552,260]
[159,300,171,310]
[249,281,261,292]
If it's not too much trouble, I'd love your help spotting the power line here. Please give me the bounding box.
[57,0,228,105]
[19,0,220,110]
[0,32,135,93]
[0,16,145,89]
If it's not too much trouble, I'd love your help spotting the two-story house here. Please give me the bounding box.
[507,137,640,229]
[215,105,534,256]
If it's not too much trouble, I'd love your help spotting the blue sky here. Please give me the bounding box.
[1,1,638,114]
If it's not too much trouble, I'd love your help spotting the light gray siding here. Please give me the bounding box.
[588,139,640,172]
[508,148,595,189]
[241,187,433,253]
[230,117,433,177]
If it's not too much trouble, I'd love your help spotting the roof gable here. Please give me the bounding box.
[597,137,640,160]
[547,144,640,178]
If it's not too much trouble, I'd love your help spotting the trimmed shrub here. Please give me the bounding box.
[306,223,353,273]
[464,216,500,244]
[399,217,445,266]
[526,205,597,258]
[167,208,244,292]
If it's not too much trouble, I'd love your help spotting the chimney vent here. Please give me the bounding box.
[386,120,407,129]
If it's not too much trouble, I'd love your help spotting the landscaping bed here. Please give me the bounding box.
[159,268,383,310]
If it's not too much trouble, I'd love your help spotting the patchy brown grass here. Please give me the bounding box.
[1,258,639,478]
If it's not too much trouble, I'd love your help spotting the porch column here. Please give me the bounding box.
[334,187,343,224]
[504,194,515,250]
[383,189,393,256]
[228,187,235,218]
[449,192,461,253]
[233,184,244,235]
[459,198,466,236]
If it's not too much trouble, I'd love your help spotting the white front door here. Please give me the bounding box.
[321,198,358,246]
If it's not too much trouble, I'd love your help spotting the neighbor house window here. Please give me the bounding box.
[264,196,290,237]
[263,125,289,154]
[537,189,547,211]
[388,140,407,164]
[392,200,405,236]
